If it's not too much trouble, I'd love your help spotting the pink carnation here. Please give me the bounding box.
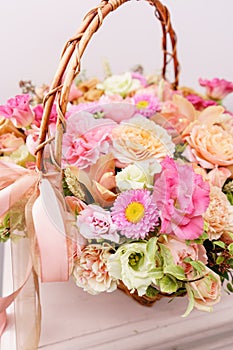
[153,157,210,240]
[62,111,116,169]
[0,94,34,128]
[199,78,233,100]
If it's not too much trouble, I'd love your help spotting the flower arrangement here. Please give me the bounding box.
[1,68,233,317]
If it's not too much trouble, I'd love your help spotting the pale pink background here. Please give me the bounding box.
[0,0,233,110]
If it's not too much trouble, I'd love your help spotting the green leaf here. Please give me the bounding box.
[227,258,233,269]
[213,241,225,249]
[190,232,209,245]
[150,267,164,280]
[227,283,233,293]
[228,243,233,254]
[189,260,206,274]
[159,275,178,294]
[227,232,233,241]
[226,192,233,205]
[164,265,186,281]
[182,284,195,317]
[3,213,10,228]
[146,237,158,257]
[146,285,160,298]
[158,243,174,266]
[216,255,225,265]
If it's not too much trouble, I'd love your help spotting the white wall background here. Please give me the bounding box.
[0,0,233,108]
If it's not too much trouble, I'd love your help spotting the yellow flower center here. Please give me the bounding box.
[125,201,145,223]
[136,100,149,109]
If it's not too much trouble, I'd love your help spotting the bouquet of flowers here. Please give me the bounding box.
[1,68,233,317]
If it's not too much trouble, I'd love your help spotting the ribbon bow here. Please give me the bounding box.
[0,160,75,349]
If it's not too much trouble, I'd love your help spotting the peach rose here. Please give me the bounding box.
[183,105,233,169]
[162,236,207,274]
[111,115,175,166]
[0,133,24,154]
[188,267,221,312]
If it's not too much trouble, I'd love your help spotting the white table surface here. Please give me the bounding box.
[1,241,233,350]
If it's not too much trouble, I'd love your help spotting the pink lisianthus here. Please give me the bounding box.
[186,94,217,111]
[62,111,116,169]
[162,236,207,274]
[33,103,58,127]
[199,78,233,100]
[77,204,119,243]
[0,94,34,128]
[153,157,210,240]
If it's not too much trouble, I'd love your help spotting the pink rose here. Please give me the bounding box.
[0,94,34,128]
[62,112,116,169]
[153,157,210,240]
[188,267,221,312]
[199,77,233,100]
[162,236,207,274]
[33,103,58,127]
[77,204,119,243]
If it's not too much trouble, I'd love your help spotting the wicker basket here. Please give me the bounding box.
[35,0,180,307]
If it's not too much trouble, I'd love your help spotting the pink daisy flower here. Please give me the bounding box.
[111,189,159,239]
[133,94,160,117]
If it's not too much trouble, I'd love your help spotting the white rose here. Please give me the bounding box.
[116,159,162,191]
[97,72,141,97]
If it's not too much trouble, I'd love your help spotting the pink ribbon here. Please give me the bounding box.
[0,160,73,345]
[32,178,70,282]
[0,267,32,336]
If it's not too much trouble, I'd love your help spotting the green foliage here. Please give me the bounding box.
[62,177,74,197]
[159,275,178,294]
[182,284,194,317]
[0,214,10,243]
[158,243,174,266]
[213,241,226,249]
[146,285,160,298]
[163,265,186,281]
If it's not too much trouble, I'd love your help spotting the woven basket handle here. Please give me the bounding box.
[36,0,179,170]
